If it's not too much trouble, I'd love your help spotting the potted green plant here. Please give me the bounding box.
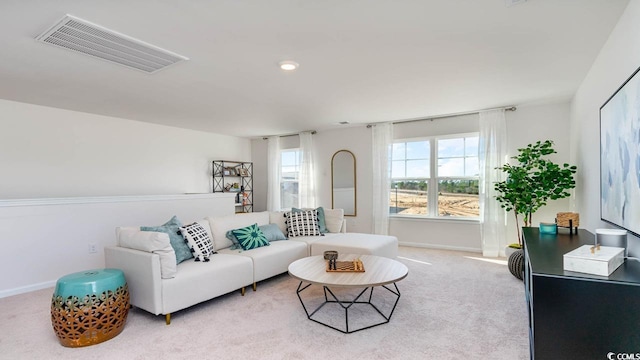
[494,140,577,254]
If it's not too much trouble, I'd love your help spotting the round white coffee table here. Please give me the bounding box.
[288,254,408,333]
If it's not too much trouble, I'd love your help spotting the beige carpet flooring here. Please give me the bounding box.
[0,246,529,359]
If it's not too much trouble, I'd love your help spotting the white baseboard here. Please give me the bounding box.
[399,241,482,253]
[0,280,55,299]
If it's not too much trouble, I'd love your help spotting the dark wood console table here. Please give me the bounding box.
[523,227,640,360]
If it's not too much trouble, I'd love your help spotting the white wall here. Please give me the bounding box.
[504,101,573,245]
[0,99,251,297]
[0,99,251,198]
[571,1,640,257]
[251,138,268,212]
[251,102,573,252]
[0,194,236,297]
[314,127,373,232]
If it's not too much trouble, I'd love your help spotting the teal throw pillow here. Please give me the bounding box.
[293,207,328,233]
[141,215,193,264]
[258,224,287,241]
[231,223,270,250]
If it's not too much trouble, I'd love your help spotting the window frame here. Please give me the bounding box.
[390,132,480,220]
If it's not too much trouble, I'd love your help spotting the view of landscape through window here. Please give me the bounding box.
[281,149,300,209]
[390,135,480,217]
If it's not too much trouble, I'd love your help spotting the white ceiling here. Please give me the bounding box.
[0,0,629,138]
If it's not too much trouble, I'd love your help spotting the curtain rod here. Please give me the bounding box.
[262,130,316,140]
[366,106,516,128]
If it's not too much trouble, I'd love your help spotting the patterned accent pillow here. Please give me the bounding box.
[285,210,322,237]
[180,222,215,262]
[293,207,328,233]
[231,223,270,250]
[141,215,193,264]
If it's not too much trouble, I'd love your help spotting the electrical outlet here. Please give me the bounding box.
[88,243,97,254]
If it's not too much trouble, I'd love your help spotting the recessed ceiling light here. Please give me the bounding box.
[279,61,299,71]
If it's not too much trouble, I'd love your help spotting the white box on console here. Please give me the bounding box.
[563,245,625,276]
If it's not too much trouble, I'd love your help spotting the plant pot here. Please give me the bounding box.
[505,245,521,258]
[508,249,525,281]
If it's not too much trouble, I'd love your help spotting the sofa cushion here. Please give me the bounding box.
[218,240,308,283]
[141,215,193,264]
[259,223,287,241]
[180,222,215,262]
[117,228,177,279]
[232,223,270,250]
[162,254,254,315]
[285,210,322,237]
[310,233,398,259]
[324,208,344,233]
[207,212,270,250]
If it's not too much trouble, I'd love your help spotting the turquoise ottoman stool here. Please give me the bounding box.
[51,268,129,347]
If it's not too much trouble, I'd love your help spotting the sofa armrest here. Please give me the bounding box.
[105,246,163,315]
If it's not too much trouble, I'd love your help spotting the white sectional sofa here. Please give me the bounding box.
[105,208,397,324]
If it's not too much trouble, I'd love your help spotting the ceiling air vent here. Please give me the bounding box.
[35,14,188,74]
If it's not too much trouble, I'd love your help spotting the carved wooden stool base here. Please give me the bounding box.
[51,269,129,347]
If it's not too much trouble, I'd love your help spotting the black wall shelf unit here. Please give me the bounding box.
[212,160,253,213]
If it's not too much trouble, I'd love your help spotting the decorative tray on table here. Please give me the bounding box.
[326,259,365,272]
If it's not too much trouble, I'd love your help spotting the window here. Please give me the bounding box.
[390,134,479,218]
[281,149,300,209]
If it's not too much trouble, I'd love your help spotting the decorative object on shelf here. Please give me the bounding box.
[51,269,129,347]
[508,250,524,280]
[494,140,577,250]
[326,259,365,272]
[556,212,579,234]
[212,160,253,213]
[241,186,249,205]
[238,167,249,177]
[563,245,625,276]
[539,222,558,235]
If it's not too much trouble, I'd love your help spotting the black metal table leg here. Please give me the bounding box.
[295,280,402,334]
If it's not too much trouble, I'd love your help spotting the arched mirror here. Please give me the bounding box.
[331,150,356,216]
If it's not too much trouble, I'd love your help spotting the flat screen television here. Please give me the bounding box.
[600,65,640,237]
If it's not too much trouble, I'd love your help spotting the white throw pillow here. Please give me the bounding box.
[324,208,344,233]
[116,228,177,279]
[180,222,215,262]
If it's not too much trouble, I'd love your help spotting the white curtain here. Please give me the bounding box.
[479,109,508,257]
[372,123,393,235]
[298,131,316,208]
[266,136,281,211]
